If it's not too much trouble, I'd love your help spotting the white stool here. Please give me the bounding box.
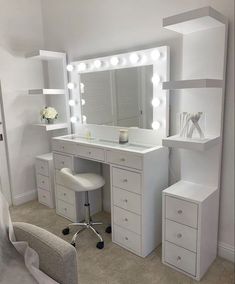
[60,168,105,249]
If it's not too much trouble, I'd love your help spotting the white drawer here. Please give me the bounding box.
[165,196,198,228]
[165,241,196,276]
[165,219,197,252]
[57,199,76,220]
[35,159,49,176]
[38,188,53,208]
[36,174,50,191]
[113,225,141,254]
[52,140,75,155]
[112,167,141,194]
[56,185,75,205]
[54,153,73,170]
[107,151,142,170]
[74,144,105,161]
[113,187,141,215]
[113,206,141,235]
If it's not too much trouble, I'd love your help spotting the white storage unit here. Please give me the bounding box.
[35,153,55,208]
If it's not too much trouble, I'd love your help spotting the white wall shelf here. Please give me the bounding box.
[162,79,223,90]
[163,6,227,34]
[26,50,66,60]
[162,135,221,151]
[28,89,66,95]
[32,123,69,131]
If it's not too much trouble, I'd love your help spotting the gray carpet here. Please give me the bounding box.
[10,201,234,284]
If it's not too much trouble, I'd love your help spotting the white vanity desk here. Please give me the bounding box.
[52,129,168,257]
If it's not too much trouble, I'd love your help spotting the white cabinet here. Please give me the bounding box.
[35,153,55,208]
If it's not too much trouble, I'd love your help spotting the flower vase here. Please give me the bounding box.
[46,118,54,124]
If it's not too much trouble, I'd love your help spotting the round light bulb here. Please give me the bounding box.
[80,82,85,93]
[151,98,160,107]
[110,56,119,66]
[151,49,161,61]
[67,82,75,89]
[77,62,86,72]
[82,115,87,122]
[70,116,77,123]
[152,121,160,130]
[66,64,74,72]
[94,59,102,68]
[69,99,76,106]
[129,53,140,64]
[81,99,86,106]
[151,74,161,85]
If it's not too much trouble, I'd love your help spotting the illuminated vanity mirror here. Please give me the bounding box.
[67,46,169,136]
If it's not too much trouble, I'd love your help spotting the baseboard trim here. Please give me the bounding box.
[218,242,235,263]
[13,189,37,206]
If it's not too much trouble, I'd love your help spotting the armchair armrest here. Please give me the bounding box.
[13,222,78,284]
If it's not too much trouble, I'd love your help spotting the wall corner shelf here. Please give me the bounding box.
[32,123,69,131]
[26,50,66,60]
[28,89,66,95]
[162,79,223,90]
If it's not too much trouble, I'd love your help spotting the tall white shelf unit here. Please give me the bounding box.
[26,50,71,132]
[161,7,228,280]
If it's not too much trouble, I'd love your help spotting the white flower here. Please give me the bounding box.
[40,107,58,120]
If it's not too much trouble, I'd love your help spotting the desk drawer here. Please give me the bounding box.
[57,199,76,220]
[54,153,73,170]
[166,196,198,228]
[113,225,141,254]
[165,219,197,252]
[165,241,196,276]
[35,159,49,176]
[113,187,141,215]
[36,174,50,191]
[52,140,75,155]
[38,188,53,207]
[112,167,141,194]
[75,145,105,161]
[56,185,75,205]
[113,206,141,235]
[107,151,142,170]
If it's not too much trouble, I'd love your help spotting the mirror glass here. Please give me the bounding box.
[80,66,153,129]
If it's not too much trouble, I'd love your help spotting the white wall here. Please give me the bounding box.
[0,0,50,205]
[40,0,234,260]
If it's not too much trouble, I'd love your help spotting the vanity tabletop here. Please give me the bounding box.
[53,134,162,154]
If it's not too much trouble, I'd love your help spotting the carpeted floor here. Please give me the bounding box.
[10,201,234,284]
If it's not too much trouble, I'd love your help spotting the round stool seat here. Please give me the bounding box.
[60,168,105,192]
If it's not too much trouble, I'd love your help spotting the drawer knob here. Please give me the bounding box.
[88,151,91,155]
[120,158,125,162]
[123,179,128,183]
[177,233,182,239]
[63,193,66,196]
[177,256,181,262]
[123,199,128,203]
[42,181,45,184]
[62,146,65,149]
[125,236,128,241]
[41,166,44,169]
[43,195,46,198]
[177,209,183,214]
[124,218,128,222]
[64,208,67,211]
[61,161,65,164]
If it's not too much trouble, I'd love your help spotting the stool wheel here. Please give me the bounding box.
[62,227,70,235]
[96,241,104,249]
[71,242,76,247]
[105,226,112,234]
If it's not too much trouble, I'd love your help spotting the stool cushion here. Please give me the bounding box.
[60,168,105,192]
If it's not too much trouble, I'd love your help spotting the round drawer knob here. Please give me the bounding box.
[124,218,128,222]
[177,209,183,214]
[120,158,125,162]
[64,193,66,196]
[43,195,46,198]
[62,146,64,149]
[42,181,45,184]
[177,233,182,239]
[41,166,44,169]
[124,199,128,203]
[123,179,128,183]
[62,161,65,164]
[64,208,67,211]
[177,256,181,262]
[125,236,128,241]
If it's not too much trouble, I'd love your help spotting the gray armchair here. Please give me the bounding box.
[13,222,78,284]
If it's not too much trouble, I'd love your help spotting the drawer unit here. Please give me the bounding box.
[74,144,105,161]
[113,225,141,254]
[57,199,76,221]
[36,174,50,191]
[113,206,141,235]
[164,241,196,276]
[165,219,197,252]
[165,196,198,228]
[107,151,142,170]
[54,153,73,170]
[38,188,53,208]
[52,139,75,155]
[35,159,49,176]
[56,184,75,205]
[112,167,141,194]
[113,187,141,215]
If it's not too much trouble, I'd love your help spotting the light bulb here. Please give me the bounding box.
[151,74,161,85]
[152,121,160,130]
[70,116,77,123]
[151,49,161,61]
[69,99,76,106]
[94,59,102,68]
[110,56,119,66]
[81,99,86,106]
[129,53,140,64]
[77,62,86,72]
[66,64,74,72]
[151,98,160,107]
[80,82,85,93]
[82,115,87,122]
[67,82,75,90]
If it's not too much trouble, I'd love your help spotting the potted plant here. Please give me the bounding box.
[40,106,58,124]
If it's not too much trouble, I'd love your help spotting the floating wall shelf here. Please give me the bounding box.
[162,79,223,90]
[26,50,66,60]
[162,135,221,151]
[163,6,227,34]
[28,89,66,95]
[32,123,69,131]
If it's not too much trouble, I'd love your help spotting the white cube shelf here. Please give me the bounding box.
[28,89,66,95]
[162,79,223,90]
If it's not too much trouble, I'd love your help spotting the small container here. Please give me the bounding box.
[119,129,128,144]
